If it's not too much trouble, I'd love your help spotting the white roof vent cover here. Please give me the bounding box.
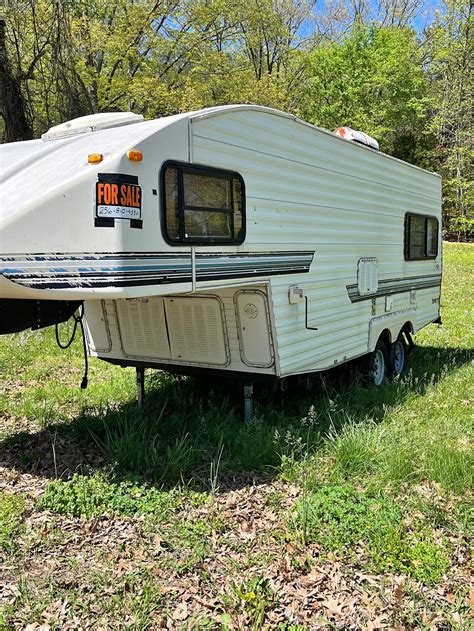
[42,112,144,141]
[334,126,379,150]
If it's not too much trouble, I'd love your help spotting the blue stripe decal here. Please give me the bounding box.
[1,251,315,290]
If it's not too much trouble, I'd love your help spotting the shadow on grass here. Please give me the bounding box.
[1,343,472,490]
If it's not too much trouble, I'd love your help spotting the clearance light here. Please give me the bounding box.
[88,153,103,164]
[127,150,143,162]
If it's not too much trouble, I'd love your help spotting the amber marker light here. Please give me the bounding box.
[127,150,143,161]
[88,153,103,164]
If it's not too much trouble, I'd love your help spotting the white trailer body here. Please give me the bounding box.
[0,105,442,383]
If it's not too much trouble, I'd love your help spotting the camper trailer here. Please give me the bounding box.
[0,105,442,417]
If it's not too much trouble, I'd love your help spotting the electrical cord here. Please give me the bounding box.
[55,304,88,389]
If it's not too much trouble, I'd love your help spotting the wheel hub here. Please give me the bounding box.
[373,349,385,385]
[393,341,405,373]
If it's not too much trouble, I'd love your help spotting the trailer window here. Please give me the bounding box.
[405,213,439,260]
[161,162,245,245]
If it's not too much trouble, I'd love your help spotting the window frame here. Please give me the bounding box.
[404,212,439,261]
[160,160,246,246]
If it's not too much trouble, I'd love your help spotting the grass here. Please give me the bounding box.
[0,492,26,554]
[0,242,472,627]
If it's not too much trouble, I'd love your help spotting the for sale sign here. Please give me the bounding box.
[95,173,142,228]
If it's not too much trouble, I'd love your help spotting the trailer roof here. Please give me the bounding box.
[3,104,440,179]
[0,105,440,222]
[186,105,440,178]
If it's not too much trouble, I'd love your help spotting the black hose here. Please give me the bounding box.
[55,305,89,389]
[78,314,88,389]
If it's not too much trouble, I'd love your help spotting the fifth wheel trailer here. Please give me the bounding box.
[0,105,442,416]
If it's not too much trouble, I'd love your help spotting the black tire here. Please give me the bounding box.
[363,339,389,386]
[389,334,408,376]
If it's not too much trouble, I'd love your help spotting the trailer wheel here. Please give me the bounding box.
[389,334,408,376]
[364,340,388,386]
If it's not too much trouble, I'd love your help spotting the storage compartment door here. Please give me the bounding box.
[116,297,171,359]
[235,290,274,368]
[84,300,111,353]
[164,296,229,366]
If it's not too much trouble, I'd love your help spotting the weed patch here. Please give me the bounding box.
[293,484,450,583]
[162,518,214,575]
[40,471,206,519]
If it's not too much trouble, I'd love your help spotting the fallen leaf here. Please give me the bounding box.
[171,602,189,621]
[394,580,404,606]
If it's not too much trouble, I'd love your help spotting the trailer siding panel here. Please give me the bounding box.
[191,110,441,375]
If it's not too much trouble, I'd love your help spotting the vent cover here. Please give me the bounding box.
[42,112,144,141]
[333,127,379,150]
[357,258,378,296]
[116,298,171,359]
[164,296,229,366]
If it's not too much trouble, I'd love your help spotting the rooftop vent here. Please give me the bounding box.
[333,126,379,150]
[42,112,144,141]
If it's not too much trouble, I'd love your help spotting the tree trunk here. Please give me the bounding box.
[0,16,33,142]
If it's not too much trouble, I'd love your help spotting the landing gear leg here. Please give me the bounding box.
[136,367,145,406]
[243,384,254,423]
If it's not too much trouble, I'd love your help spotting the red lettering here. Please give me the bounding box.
[111,184,118,205]
[120,184,127,205]
[97,182,105,204]
[100,182,141,208]
[103,183,111,205]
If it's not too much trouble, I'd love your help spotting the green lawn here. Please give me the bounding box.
[0,242,472,629]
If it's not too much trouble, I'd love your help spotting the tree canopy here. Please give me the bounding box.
[0,0,472,239]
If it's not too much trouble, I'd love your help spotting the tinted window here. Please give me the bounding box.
[162,163,245,245]
[184,209,232,237]
[405,214,439,260]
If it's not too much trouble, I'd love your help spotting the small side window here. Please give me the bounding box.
[405,213,439,260]
[161,162,245,245]
[426,217,438,257]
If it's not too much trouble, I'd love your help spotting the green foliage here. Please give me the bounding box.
[293,484,450,583]
[424,0,473,240]
[0,492,26,553]
[163,518,214,575]
[1,0,311,137]
[303,24,429,159]
[40,470,204,519]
